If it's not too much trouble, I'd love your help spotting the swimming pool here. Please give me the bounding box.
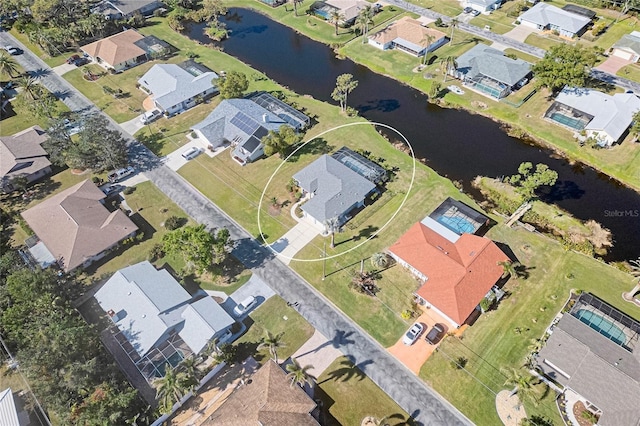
[436,215,476,234]
[153,350,185,377]
[575,309,627,346]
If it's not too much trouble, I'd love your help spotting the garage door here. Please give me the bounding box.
[613,49,633,60]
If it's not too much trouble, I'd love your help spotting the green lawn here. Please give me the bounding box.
[502,48,540,64]
[1,97,69,136]
[9,28,70,68]
[233,296,315,364]
[523,33,564,51]
[618,62,640,83]
[317,356,414,426]
[420,224,640,426]
[470,11,515,35]
[402,0,462,17]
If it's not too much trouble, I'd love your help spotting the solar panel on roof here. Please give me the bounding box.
[230,111,260,135]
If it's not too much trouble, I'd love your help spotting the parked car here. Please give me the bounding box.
[463,7,473,13]
[66,54,80,64]
[402,322,424,345]
[73,57,89,66]
[140,109,162,124]
[471,9,481,16]
[233,296,257,316]
[3,45,20,55]
[101,184,122,197]
[107,166,135,183]
[425,323,445,345]
[181,146,201,160]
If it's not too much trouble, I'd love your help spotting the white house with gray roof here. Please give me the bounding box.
[94,261,234,380]
[451,44,531,99]
[138,63,218,116]
[465,0,501,13]
[93,0,164,19]
[518,3,591,38]
[544,87,640,146]
[192,92,309,165]
[293,155,376,231]
[611,31,640,62]
[535,293,640,426]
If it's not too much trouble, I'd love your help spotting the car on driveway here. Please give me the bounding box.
[181,146,201,160]
[403,322,424,345]
[140,109,162,124]
[4,45,20,55]
[463,7,473,13]
[470,9,481,16]
[233,295,257,316]
[107,166,135,183]
[73,57,89,66]
[66,54,81,64]
[425,323,445,345]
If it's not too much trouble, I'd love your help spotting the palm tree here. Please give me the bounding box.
[370,252,390,269]
[289,0,302,16]
[286,358,315,387]
[0,52,19,78]
[323,216,341,248]
[356,6,375,43]
[329,10,344,36]
[623,257,640,301]
[422,34,435,65]
[503,368,545,406]
[441,56,457,82]
[154,365,189,413]
[179,355,202,392]
[17,75,39,100]
[258,331,286,363]
[498,260,517,279]
[449,18,459,45]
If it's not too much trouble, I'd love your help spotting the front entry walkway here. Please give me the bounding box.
[269,220,321,265]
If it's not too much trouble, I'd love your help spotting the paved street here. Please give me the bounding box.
[0,31,472,425]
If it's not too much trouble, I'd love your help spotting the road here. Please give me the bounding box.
[0,31,472,426]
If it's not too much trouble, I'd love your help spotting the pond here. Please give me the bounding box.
[188,9,640,262]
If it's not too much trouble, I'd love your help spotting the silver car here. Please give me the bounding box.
[233,296,257,316]
[402,322,424,345]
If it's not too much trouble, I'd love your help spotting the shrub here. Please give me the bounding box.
[91,176,101,184]
[148,243,164,261]
[450,356,467,369]
[164,215,184,230]
[123,186,135,195]
[401,310,415,320]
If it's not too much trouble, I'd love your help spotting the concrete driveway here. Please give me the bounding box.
[503,25,539,43]
[223,274,276,319]
[597,55,633,75]
[289,329,343,378]
[269,219,321,265]
[120,115,145,136]
[52,63,77,76]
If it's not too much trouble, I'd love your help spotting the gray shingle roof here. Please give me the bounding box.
[103,0,161,16]
[138,64,218,110]
[179,297,235,354]
[455,44,531,86]
[293,155,375,223]
[612,31,640,56]
[518,3,591,34]
[536,314,640,426]
[553,87,640,141]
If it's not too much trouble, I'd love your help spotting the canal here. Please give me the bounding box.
[189,9,639,262]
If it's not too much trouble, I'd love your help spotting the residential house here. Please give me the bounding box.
[93,0,164,19]
[517,3,591,38]
[388,198,507,329]
[610,31,640,62]
[81,29,169,72]
[138,61,219,115]
[95,261,235,381]
[544,87,640,146]
[0,388,30,426]
[314,0,369,25]
[292,153,377,231]
[21,180,138,271]
[465,0,502,13]
[0,126,51,193]
[368,16,447,57]
[535,292,640,426]
[200,360,319,425]
[561,4,596,20]
[451,44,531,99]
[192,92,309,165]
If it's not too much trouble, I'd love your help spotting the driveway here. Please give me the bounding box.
[596,55,633,75]
[289,329,344,378]
[52,63,77,76]
[503,25,539,43]
[269,219,321,265]
[223,274,276,319]
[120,115,146,136]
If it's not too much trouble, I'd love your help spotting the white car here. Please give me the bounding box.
[233,296,257,316]
[3,45,20,55]
[402,322,424,345]
[447,85,465,95]
[181,146,201,160]
[140,109,162,124]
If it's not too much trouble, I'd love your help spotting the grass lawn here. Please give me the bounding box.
[8,28,70,68]
[1,96,69,136]
[618,62,640,83]
[316,356,414,426]
[403,0,462,17]
[0,365,27,393]
[234,296,315,364]
[420,224,640,425]
[470,11,516,35]
[523,33,564,51]
[503,48,540,64]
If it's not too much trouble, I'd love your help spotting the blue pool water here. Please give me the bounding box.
[153,350,185,377]
[436,215,475,234]
[575,309,626,346]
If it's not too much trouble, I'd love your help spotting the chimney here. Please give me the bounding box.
[107,309,116,317]
[262,113,269,123]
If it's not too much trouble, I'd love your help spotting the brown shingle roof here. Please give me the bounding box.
[388,222,508,325]
[81,29,146,68]
[202,360,318,426]
[21,180,138,271]
[0,126,50,180]
[369,16,447,48]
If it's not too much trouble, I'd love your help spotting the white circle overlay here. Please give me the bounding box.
[258,121,416,262]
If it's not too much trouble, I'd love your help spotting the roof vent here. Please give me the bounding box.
[262,113,269,123]
[127,291,132,296]
[469,251,476,256]
[142,314,146,318]
[107,309,116,317]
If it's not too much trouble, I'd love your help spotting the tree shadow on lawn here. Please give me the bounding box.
[288,137,334,163]
[317,358,367,384]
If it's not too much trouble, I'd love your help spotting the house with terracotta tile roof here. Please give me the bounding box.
[368,16,447,57]
[21,180,138,271]
[201,360,319,425]
[81,29,169,72]
[0,126,51,193]
[388,199,507,328]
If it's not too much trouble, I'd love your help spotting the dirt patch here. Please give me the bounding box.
[573,401,599,426]
[268,204,281,216]
[472,101,488,110]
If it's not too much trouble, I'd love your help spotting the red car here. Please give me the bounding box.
[66,54,80,64]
